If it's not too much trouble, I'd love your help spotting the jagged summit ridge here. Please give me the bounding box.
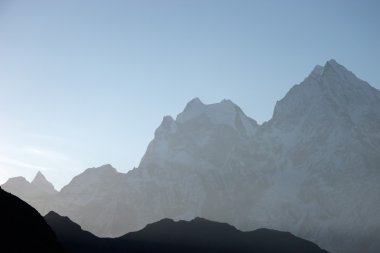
[271,59,380,128]
[321,59,359,83]
[3,59,380,253]
[86,164,117,173]
[176,97,256,127]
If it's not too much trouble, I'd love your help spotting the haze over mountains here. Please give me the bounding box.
[0,186,329,253]
[3,60,380,253]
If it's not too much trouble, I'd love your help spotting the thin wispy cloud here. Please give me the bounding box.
[0,154,51,184]
[0,146,83,189]
[27,147,68,161]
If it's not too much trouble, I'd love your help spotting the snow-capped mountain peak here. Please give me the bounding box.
[183,97,204,110]
[176,98,257,137]
[321,59,356,81]
[176,98,239,125]
[3,60,380,253]
[271,59,380,129]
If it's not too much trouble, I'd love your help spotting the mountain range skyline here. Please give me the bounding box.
[2,58,375,189]
[2,2,379,253]
[1,1,380,189]
[3,59,380,253]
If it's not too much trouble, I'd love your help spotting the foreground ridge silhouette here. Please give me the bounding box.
[45,211,329,253]
[0,185,329,253]
[0,187,63,253]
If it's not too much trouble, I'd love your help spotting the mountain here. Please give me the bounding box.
[2,171,57,214]
[45,211,329,253]
[45,211,111,253]
[49,99,260,237]
[54,164,127,235]
[0,187,63,253]
[121,217,328,253]
[4,60,380,253]
[32,171,57,194]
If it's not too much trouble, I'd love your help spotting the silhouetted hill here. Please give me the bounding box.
[45,211,111,253]
[45,211,329,253]
[0,187,63,253]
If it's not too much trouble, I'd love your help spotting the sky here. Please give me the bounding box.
[0,0,379,189]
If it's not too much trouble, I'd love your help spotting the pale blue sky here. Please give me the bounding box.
[0,0,379,188]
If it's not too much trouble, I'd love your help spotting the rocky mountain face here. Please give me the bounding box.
[45,211,329,253]
[3,60,380,253]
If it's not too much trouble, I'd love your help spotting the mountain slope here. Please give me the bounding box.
[2,171,57,215]
[45,211,111,253]
[45,211,329,253]
[0,187,63,253]
[252,59,380,253]
[5,59,380,253]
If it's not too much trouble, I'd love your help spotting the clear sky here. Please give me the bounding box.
[0,0,379,189]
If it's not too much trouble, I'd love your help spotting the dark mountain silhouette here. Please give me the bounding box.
[45,211,329,253]
[0,187,63,253]
[45,211,115,253]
